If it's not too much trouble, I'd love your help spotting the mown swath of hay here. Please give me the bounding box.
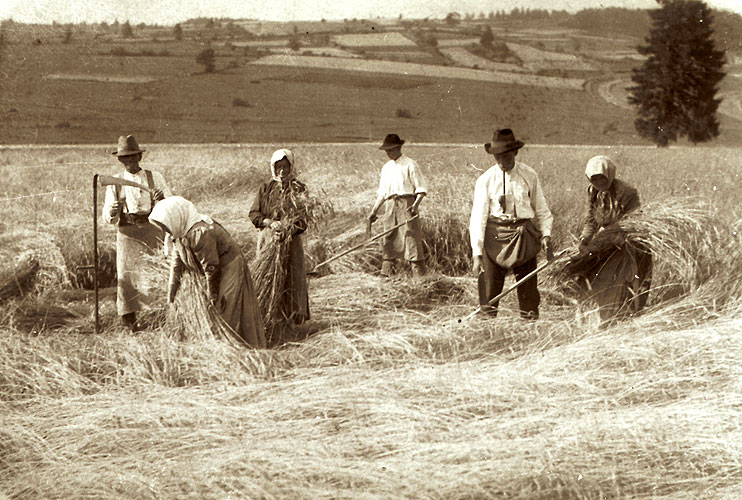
[0,256,39,304]
[545,197,724,304]
[2,297,79,333]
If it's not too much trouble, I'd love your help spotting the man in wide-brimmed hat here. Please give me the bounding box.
[469,128,553,319]
[368,133,427,277]
[102,135,172,332]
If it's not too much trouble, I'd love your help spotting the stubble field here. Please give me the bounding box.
[1,143,742,499]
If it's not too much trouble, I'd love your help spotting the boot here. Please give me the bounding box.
[121,312,144,332]
[410,261,425,277]
[380,260,395,277]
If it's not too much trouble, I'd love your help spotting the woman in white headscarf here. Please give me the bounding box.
[248,149,310,326]
[150,196,266,348]
[575,155,652,322]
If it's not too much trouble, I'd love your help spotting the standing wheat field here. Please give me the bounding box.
[1,143,741,499]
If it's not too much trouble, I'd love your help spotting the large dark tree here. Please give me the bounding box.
[629,0,726,147]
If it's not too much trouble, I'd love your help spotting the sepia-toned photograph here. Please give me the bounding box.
[1,0,741,497]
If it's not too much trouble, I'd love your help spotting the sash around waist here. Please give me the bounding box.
[119,213,151,226]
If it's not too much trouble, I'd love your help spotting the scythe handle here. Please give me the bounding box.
[309,215,419,273]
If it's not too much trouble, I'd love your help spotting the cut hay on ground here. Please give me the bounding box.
[1,296,79,333]
[0,256,39,303]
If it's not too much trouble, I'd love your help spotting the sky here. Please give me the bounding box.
[1,0,740,25]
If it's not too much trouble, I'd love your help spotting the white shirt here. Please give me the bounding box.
[102,169,172,223]
[469,161,553,257]
[375,154,427,204]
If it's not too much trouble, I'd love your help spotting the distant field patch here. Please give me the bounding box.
[439,47,525,72]
[332,32,417,47]
[267,47,361,58]
[588,50,645,61]
[250,54,585,89]
[506,43,595,71]
[436,38,479,47]
[219,40,288,48]
[43,73,158,84]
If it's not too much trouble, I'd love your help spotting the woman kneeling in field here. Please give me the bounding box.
[149,196,266,348]
[570,155,652,324]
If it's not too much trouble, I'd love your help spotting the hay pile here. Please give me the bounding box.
[546,197,724,304]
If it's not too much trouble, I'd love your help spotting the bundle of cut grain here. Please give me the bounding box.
[547,197,721,304]
[166,270,249,348]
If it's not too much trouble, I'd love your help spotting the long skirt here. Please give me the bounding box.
[218,254,266,348]
[257,230,310,324]
[381,196,424,262]
[116,222,162,316]
[582,242,652,322]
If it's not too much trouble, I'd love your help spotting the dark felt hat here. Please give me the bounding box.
[379,133,405,151]
[112,135,145,156]
[484,128,525,155]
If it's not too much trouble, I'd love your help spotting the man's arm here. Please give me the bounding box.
[469,175,490,274]
[101,184,121,224]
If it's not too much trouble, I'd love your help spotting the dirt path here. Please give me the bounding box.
[593,78,742,122]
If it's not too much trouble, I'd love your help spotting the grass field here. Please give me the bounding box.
[1,143,742,499]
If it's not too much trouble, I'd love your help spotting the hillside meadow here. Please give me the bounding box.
[1,143,742,499]
[3,20,742,147]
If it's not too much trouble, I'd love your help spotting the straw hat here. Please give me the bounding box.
[484,128,525,155]
[112,135,145,156]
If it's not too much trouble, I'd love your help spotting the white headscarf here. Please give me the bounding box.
[149,196,213,240]
[585,155,616,188]
[270,149,295,182]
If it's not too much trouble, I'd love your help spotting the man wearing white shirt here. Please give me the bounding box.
[469,129,553,319]
[368,134,427,277]
[102,135,171,331]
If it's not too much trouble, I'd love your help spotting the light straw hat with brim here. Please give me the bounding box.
[112,135,145,156]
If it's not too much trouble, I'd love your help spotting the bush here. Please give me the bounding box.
[232,97,251,107]
[395,108,413,119]
[195,48,216,73]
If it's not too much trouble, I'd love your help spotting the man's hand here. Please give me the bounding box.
[152,188,165,202]
[408,204,419,217]
[110,200,122,218]
[541,236,553,260]
[472,255,484,276]
[367,212,378,224]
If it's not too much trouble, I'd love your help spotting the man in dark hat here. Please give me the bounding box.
[469,128,553,319]
[102,135,171,332]
[368,133,427,277]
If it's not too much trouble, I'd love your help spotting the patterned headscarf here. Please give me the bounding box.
[270,149,295,183]
[149,196,213,240]
[584,155,616,189]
